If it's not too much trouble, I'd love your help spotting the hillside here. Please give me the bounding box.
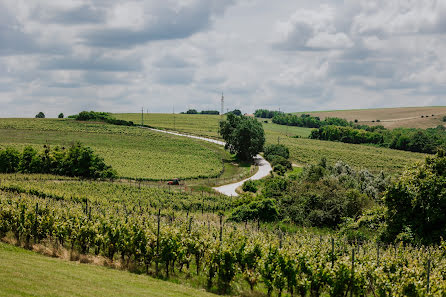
[115,113,425,173]
[300,106,446,129]
[0,118,225,180]
[0,243,215,297]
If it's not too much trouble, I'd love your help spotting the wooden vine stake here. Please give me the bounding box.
[155,209,161,276]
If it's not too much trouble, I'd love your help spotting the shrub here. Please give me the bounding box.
[242,180,258,193]
[0,147,20,173]
[354,119,358,123]
[262,177,288,198]
[264,144,289,161]
[229,198,279,222]
[35,112,45,118]
[269,155,291,170]
[383,151,446,244]
[186,109,198,114]
[0,143,117,179]
[443,116,446,122]
[58,113,64,118]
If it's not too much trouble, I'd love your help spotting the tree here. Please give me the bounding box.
[186,109,198,114]
[383,150,446,244]
[219,113,265,161]
[58,113,64,118]
[35,112,45,118]
[228,109,242,116]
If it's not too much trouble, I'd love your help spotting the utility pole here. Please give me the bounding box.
[220,92,224,119]
[141,107,144,126]
[173,105,176,130]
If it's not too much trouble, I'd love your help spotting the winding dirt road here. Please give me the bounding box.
[145,128,272,196]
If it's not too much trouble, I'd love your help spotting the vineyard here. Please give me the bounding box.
[0,118,225,180]
[115,113,426,173]
[1,181,445,296]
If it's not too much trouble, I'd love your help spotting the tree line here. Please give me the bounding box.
[0,143,116,179]
[310,125,446,154]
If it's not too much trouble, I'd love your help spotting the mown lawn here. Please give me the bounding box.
[0,242,216,297]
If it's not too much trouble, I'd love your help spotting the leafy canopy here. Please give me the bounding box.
[383,150,446,244]
[219,113,265,161]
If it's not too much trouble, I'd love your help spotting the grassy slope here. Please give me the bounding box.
[0,242,215,297]
[115,113,425,173]
[299,106,446,129]
[0,118,224,180]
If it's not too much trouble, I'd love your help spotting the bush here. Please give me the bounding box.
[58,113,64,118]
[264,144,289,161]
[443,116,446,122]
[35,112,45,118]
[242,180,258,193]
[262,177,288,198]
[269,155,291,170]
[383,151,446,244]
[0,143,117,179]
[186,109,198,114]
[0,147,20,173]
[229,198,279,222]
[70,111,134,126]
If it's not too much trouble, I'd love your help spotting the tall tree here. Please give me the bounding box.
[219,113,265,161]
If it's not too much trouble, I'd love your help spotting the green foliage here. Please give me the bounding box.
[0,143,117,179]
[219,113,265,161]
[35,112,45,118]
[264,144,290,160]
[58,113,64,119]
[443,115,446,122]
[242,180,258,193]
[70,111,134,126]
[229,198,279,222]
[254,109,283,119]
[383,151,446,244]
[262,177,289,198]
[272,113,349,128]
[310,124,446,154]
[0,148,20,173]
[200,110,219,115]
[186,109,198,114]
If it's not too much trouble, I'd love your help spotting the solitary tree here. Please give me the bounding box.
[219,113,265,161]
[35,112,45,118]
[58,113,64,118]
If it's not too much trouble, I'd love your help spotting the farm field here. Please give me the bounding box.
[1,187,445,296]
[299,106,446,129]
[0,243,216,297]
[0,118,225,180]
[116,113,426,173]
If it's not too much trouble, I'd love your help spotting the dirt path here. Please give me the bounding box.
[144,127,272,196]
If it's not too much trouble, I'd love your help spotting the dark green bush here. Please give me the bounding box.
[0,143,116,179]
[35,112,45,118]
[264,144,290,161]
[70,111,134,126]
[262,177,288,198]
[229,198,279,222]
[242,180,258,193]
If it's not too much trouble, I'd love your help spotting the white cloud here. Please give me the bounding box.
[0,0,445,117]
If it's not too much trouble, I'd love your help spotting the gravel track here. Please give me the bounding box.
[144,128,272,196]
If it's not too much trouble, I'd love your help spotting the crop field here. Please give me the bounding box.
[117,113,426,173]
[1,188,445,296]
[0,243,216,297]
[300,106,446,129]
[0,118,224,180]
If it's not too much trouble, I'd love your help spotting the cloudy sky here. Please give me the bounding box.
[1,0,446,117]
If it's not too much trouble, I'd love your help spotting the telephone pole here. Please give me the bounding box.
[141,107,144,126]
[173,105,176,130]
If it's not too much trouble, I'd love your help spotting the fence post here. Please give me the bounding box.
[156,209,161,275]
[351,248,355,297]
[427,258,431,294]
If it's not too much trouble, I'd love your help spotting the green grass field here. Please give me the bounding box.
[0,118,225,180]
[0,242,215,297]
[116,113,425,173]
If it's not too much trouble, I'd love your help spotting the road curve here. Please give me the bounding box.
[144,127,272,196]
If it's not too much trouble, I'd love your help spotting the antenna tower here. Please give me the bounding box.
[220,92,224,117]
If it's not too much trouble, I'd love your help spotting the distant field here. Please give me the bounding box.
[0,118,224,180]
[117,113,425,173]
[0,243,215,297]
[115,113,313,139]
[300,106,446,129]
